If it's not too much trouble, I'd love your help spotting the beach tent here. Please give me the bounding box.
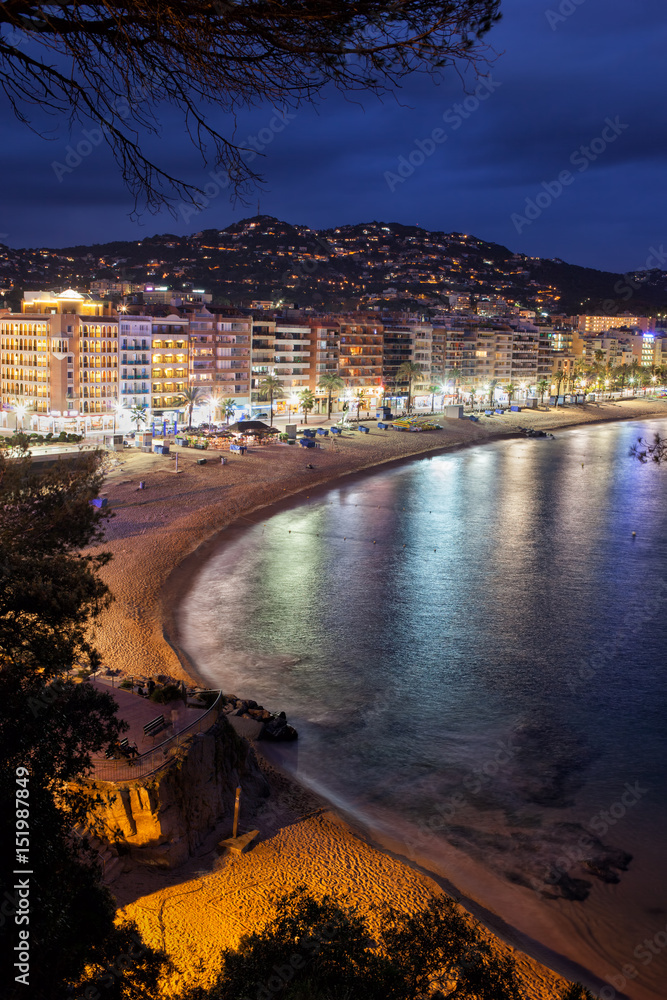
[228,420,273,435]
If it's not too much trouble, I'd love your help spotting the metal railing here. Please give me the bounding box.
[89,691,223,783]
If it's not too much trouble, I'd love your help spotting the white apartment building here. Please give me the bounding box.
[188,309,252,404]
[273,325,312,391]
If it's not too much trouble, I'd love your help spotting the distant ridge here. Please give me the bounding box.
[2,216,666,315]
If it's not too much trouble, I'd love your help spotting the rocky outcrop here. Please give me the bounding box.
[79,716,269,868]
[221,694,298,741]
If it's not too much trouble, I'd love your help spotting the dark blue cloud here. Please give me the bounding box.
[0,0,666,271]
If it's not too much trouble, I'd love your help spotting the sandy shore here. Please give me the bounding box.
[94,396,667,685]
[93,397,667,998]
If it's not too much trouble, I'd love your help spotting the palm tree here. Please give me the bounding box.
[130,403,148,432]
[614,364,628,396]
[257,374,284,427]
[574,360,589,396]
[354,388,368,421]
[396,361,423,412]
[427,383,441,413]
[221,398,236,424]
[505,382,515,405]
[636,364,650,394]
[553,369,566,406]
[536,379,549,405]
[445,367,462,402]
[298,388,316,424]
[206,390,225,424]
[318,371,345,420]
[178,386,203,429]
[487,378,499,407]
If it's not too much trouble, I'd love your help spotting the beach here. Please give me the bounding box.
[94,397,667,998]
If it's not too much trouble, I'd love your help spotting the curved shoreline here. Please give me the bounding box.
[159,398,667,686]
[97,399,667,999]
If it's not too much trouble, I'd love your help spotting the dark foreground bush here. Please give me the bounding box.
[150,683,182,704]
[180,887,594,1000]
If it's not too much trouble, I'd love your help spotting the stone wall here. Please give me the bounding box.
[79,717,269,868]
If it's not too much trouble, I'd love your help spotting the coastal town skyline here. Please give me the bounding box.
[1,280,664,432]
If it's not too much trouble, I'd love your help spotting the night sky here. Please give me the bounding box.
[1,0,665,272]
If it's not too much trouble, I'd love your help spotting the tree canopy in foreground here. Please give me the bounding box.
[0,451,165,998]
[630,433,667,464]
[181,886,594,1000]
[0,0,500,211]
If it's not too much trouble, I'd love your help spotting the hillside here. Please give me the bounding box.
[2,216,667,315]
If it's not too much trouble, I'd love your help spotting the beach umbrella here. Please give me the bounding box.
[228,420,272,434]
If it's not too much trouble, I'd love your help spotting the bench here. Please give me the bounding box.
[230,443,246,454]
[143,715,167,741]
[358,425,369,434]
[106,738,129,759]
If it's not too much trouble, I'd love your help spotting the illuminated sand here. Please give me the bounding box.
[119,810,567,999]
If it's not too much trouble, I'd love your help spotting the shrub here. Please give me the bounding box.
[150,683,182,704]
[58,431,68,442]
[197,888,525,1000]
[45,432,53,441]
[119,679,134,690]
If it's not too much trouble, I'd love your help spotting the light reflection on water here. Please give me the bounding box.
[179,419,667,998]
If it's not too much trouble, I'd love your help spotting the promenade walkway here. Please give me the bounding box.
[88,677,216,782]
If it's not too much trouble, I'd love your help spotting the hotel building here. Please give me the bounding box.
[0,290,118,421]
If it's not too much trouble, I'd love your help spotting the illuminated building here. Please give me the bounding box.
[577,315,651,333]
[0,290,117,420]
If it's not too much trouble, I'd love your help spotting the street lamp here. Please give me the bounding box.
[113,400,126,435]
[14,403,26,432]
